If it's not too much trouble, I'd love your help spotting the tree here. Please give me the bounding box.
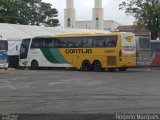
[0,0,20,24]
[119,0,160,39]
[0,0,60,27]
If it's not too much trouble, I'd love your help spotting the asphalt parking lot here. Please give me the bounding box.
[0,68,160,114]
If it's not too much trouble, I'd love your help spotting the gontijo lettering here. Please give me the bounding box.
[65,49,92,54]
[122,45,135,51]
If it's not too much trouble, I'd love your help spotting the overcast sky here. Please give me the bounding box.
[42,0,135,27]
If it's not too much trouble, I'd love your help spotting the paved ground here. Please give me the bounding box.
[0,68,160,114]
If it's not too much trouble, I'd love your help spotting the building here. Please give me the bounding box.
[64,0,120,31]
[117,25,151,37]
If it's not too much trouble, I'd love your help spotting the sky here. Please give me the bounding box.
[42,0,135,27]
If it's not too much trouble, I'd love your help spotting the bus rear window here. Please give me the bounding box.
[139,38,150,49]
[0,41,8,50]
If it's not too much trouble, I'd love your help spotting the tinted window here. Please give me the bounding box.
[94,36,105,47]
[20,38,31,59]
[139,38,150,49]
[43,38,55,48]
[55,38,68,48]
[0,40,8,50]
[31,38,43,48]
[81,37,93,47]
[105,36,117,47]
[0,51,7,60]
[68,37,81,48]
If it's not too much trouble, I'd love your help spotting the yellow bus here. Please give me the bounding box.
[19,32,136,71]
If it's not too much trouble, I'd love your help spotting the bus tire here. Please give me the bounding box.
[118,68,127,71]
[31,60,39,70]
[92,60,102,72]
[108,68,116,72]
[82,60,91,71]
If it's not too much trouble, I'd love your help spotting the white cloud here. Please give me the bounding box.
[42,0,135,27]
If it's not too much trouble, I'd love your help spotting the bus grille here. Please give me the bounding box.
[107,56,116,65]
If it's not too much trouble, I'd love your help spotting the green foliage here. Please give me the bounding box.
[0,0,59,27]
[119,0,160,39]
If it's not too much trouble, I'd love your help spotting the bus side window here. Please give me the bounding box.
[105,36,117,47]
[68,37,81,48]
[55,38,68,48]
[31,38,43,48]
[43,38,55,48]
[68,38,75,47]
[94,36,105,47]
[82,37,93,47]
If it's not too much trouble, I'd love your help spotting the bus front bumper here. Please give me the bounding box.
[0,63,8,68]
[119,61,136,68]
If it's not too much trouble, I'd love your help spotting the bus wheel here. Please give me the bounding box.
[118,68,127,71]
[31,60,39,70]
[92,60,102,72]
[108,68,116,72]
[82,60,91,71]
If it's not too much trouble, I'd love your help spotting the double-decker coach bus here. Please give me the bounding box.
[151,40,160,67]
[0,37,8,68]
[136,36,151,67]
[19,32,136,71]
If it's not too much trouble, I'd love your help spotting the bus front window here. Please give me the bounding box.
[0,51,7,60]
[139,38,150,49]
[0,41,8,50]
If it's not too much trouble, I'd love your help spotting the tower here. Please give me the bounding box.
[64,0,76,28]
[93,0,104,30]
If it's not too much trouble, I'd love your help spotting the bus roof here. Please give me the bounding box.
[54,32,122,37]
[0,38,7,41]
[31,35,53,39]
[30,32,134,39]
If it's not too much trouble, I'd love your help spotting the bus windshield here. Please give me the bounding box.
[139,37,150,49]
[20,38,31,59]
[0,51,7,60]
[0,40,8,50]
[0,39,8,68]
